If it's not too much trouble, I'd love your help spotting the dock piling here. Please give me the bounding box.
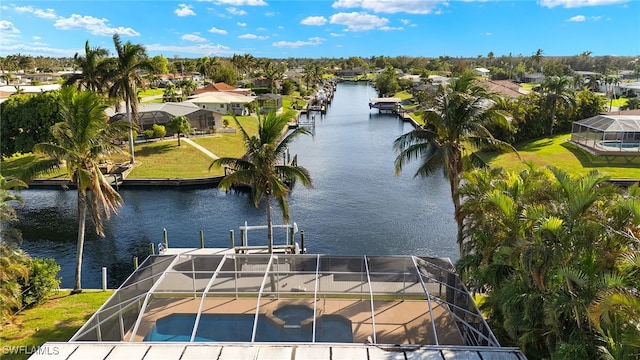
[101,267,107,291]
[150,243,155,255]
[200,230,205,248]
[300,230,305,254]
[163,228,168,249]
[230,230,235,249]
[133,256,139,269]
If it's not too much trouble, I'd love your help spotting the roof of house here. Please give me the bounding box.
[257,93,282,100]
[189,91,256,104]
[474,67,490,73]
[194,82,252,95]
[574,114,640,132]
[479,80,524,98]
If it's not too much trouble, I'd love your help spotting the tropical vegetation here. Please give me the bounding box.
[25,86,132,293]
[210,110,312,252]
[457,165,640,359]
[394,73,515,252]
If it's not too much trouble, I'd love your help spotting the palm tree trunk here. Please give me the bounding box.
[72,190,87,294]
[549,99,557,136]
[126,98,135,164]
[449,154,465,255]
[266,195,273,253]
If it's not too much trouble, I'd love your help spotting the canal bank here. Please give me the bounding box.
[16,83,459,289]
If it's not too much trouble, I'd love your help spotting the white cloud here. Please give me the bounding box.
[54,14,140,36]
[209,27,228,35]
[400,19,410,25]
[213,0,267,5]
[146,43,234,56]
[13,5,58,19]
[378,26,403,31]
[481,32,492,36]
[265,12,277,17]
[272,37,325,48]
[0,44,80,57]
[332,0,446,14]
[226,7,247,15]
[182,33,208,42]
[539,0,628,8]
[301,16,328,26]
[329,12,389,31]
[237,22,247,27]
[330,32,345,37]
[238,33,268,39]
[256,27,267,31]
[0,20,20,33]
[568,15,586,21]
[175,4,196,16]
[32,36,41,40]
[278,25,284,30]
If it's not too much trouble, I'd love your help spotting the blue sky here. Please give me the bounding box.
[0,0,638,60]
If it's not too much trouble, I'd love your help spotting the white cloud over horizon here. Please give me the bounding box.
[330,12,389,31]
[54,14,140,36]
[273,36,325,48]
[182,33,208,42]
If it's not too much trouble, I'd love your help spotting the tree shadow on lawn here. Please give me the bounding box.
[0,154,38,178]
[517,138,555,152]
[560,142,640,169]
[134,143,176,157]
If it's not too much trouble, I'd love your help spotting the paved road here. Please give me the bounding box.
[181,137,219,160]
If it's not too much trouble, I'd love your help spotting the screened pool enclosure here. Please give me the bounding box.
[71,252,499,347]
[571,115,640,154]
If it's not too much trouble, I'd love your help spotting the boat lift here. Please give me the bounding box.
[233,221,304,254]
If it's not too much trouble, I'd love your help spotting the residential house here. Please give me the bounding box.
[256,93,283,113]
[111,102,221,133]
[474,68,490,78]
[189,91,256,116]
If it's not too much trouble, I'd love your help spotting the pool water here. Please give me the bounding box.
[600,141,640,149]
[144,313,353,343]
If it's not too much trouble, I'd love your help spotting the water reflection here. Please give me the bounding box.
[16,83,457,288]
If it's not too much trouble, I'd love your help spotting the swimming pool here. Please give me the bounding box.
[600,141,640,149]
[144,312,353,342]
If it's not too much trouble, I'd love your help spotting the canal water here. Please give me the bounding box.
[15,83,457,289]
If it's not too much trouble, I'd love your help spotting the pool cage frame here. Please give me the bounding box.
[71,253,499,347]
[570,115,640,154]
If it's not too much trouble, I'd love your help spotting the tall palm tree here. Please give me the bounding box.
[64,40,109,92]
[210,110,312,253]
[105,34,154,164]
[28,86,132,294]
[394,73,514,253]
[541,75,575,136]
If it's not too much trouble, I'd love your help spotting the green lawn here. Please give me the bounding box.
[138,88,163,97]
[127,139,216,178]
[479,133,640,179]
[0,290,113,360]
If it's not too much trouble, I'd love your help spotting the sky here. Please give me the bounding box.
[0,0,638,60]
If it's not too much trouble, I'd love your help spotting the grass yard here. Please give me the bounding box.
[127,139,216,178]
[479,133,640,179]
[0,290,113,360]
[137,88,163,97]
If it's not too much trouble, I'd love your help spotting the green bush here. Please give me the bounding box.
[21,258,61,308]
[152,124,166,138]
[143,129,155,139]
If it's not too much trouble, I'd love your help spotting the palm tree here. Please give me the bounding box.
[64,40,109,92]
[210,110,312,253]
[105,34,154,164]
[28,86,132,294]
[541,75,575,136]
[167,115,192,146]
[394,73,514,253]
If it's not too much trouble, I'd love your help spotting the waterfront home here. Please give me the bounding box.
[189,91,256,116]
[30,248,527,359]
[111,102,221,134]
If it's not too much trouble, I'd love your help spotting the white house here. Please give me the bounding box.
[189,92,256,116]
[474,67,490,78]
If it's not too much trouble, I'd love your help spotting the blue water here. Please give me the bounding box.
[145,313,353,343]
[600,141,640,149]
[15,83,458,289]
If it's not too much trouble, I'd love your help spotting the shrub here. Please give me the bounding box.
[20,258,61,308]
[152,124,166,138]
[143,129,155,139]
